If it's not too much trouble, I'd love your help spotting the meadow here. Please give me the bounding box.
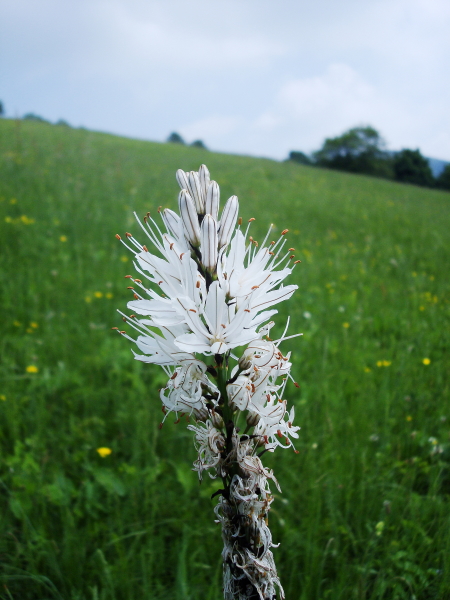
[0,119,449,600]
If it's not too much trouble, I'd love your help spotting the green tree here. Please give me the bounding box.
[190,139,208,150]
[0,101,4,117]
[393,149,434,188]
[313,126,393,178]
[288,151,313,166]
[436,163,450,191]
[167,132,185,144]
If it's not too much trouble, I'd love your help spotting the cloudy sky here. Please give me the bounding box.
[1,0,449,161]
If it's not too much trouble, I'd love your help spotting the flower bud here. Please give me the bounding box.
[189,171,204,214]
[200,214,218,272]
[199,164,210,199]
[179,190,201,246]
[246,411,260,427]
[205,181,220,221]
[218,195,239,248]
[176,169,190,191]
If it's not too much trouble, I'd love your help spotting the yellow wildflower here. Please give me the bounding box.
[342,322,350,329]
[0,395,6,401]
[364,367,371,373]
[26,365,39,374]
[105,292,113,299]
[30,322,39,329]
[94,291,103,298]
[97,447,112,458]
[59,235,67,242]
[406,415,413,422]
[422,358,431,365]
[120,256,129,263]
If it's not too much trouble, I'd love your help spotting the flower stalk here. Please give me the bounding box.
[115,165,302,599]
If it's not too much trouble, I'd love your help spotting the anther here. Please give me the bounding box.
[126,232,132,237]
[251,285,259,290]
[221,324,226,328]
[158,206,162,213]
[281,229,289,235]
[238,217,242,225]
[289,248,295,251]
[120,330,126,334]
[174,418,181,424]
[162,406,167,413]
[269,252,274,255]
[290,255,295,260]
[189,309,197,313]
[196,281,201,288]
[111,327,118,330]
[170,372,177,379]
[170,243,174,250]
[122,317,127,322]
[294,260,301,264]
[124,275,132,278]
[277,430,282,438]
[143,216,147,223]
[244,309,250,313]
[158,281,163,285]
[159,422,164,429]
[294,382,300,388]
[133,293,139,299]
[134,279,142,284]
[115,234,121,240]
[248,218,256,222]
[142,245,149,252]
[127,286,134,289]
[294,450,299,454]
[147,212,150,218]
[130,314,136,318]
[180,253,184,259]
[270,241,275,245]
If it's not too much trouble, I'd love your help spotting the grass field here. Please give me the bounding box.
[0,118,449,600]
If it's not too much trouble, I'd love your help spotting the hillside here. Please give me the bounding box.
[1,119,449,600]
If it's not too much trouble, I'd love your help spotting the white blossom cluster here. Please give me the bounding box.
[115,165,301,599]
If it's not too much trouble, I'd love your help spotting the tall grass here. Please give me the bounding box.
[0,119,449,599]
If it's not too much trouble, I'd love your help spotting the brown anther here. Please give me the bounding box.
[126,232,132,238]
[170,372,177,380]
[196,281,201,288]
[158,206,162,213]
[120,330,126,334]
[285,437,290,444]
[142,245,149,252]
[146,212,150,218]
[133,293,139,299]
[122,316,127,322]
[223,273,228,280]
[158,422,164,429]
[290,255,295,259]
[269,252,274,255]
[158,281,163,285]
[180,253,184,259]
[294,449,299,454]
[124,275,132,278]
[266,336,273,341]
[251,285,259,290]
[127,286,134,290]
[238,217,243,225]
[248,218,256,222]
[174,418,181,424]
[221,324,226,328]
[288,248,295,251]
[294,382,300,388]
[294,260,301,264]
[162,406,167,414]
[111,327,118,330]
[249,236,253,241]
[130,314,136,318]
[134,279,142,284]
[251,384,256,393]
[264,435,269,444]
[277,430,283,438]
[170,243,174,250]
[281,229,289,235]
[115,234,121,240]
[253,241,258,246]
[270,241,275,245]
[143,216,148,223]
[189,309,197,313]
[244,309,251,313]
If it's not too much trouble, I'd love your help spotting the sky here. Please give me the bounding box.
[1,0,449,161]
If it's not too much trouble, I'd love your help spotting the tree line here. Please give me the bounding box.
[288,126,450,191]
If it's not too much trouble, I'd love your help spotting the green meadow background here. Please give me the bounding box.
[0,119,449,600]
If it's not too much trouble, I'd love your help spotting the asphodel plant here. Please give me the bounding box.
[114,165,301,600]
